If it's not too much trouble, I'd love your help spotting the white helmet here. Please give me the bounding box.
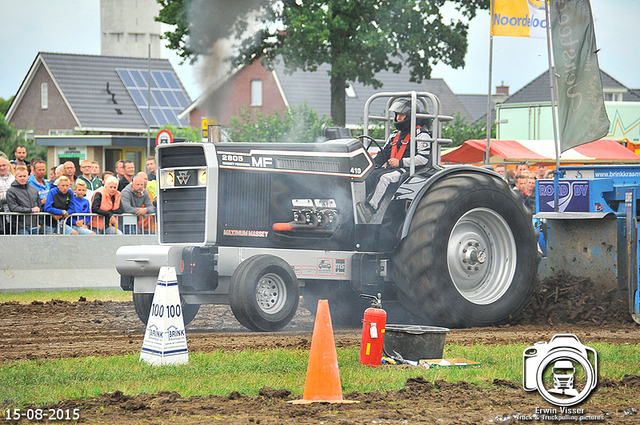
[389,98,425,116]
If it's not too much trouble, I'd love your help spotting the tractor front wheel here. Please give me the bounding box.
[132,292,200,326]
[229,254,300,332]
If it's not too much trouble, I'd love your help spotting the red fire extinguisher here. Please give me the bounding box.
[359,293,387,367]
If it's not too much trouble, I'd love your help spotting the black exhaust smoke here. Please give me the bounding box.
[185,0,269,119]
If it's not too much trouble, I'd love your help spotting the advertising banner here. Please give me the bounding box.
[550,0,610,151]
[537,180,590,212]
[490,0,547,38]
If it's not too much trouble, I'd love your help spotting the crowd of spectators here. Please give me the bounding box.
[0,145,157,235]
[494,163,554,214]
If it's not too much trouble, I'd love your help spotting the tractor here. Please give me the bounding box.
[116,91,538,331]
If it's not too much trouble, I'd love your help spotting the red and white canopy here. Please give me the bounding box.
[441,139,640,164]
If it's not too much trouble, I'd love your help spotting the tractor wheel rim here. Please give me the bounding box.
[447,207,517,305]
[256,273,287,314]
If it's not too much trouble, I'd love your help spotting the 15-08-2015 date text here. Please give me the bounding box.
[5,409,80,421]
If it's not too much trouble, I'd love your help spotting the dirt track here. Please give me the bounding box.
[1,273,639,423]
[1,300,639,364]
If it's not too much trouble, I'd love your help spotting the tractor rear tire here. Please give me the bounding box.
[229,254,300,332]
[132,292,200,326]
[391,172,538,327]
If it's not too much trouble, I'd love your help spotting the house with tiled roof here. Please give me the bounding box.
[626,89,640,102]
[6,52,192,172]
[495,69,640,142]
[502,69,639,105]
[456,82,510,124]
[183,58,475,131]
[272,61,473,126]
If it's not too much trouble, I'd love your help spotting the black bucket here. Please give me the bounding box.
[383,324,450,361]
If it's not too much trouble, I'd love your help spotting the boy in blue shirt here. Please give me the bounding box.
[43,176,77,235]
[70,179,95,235]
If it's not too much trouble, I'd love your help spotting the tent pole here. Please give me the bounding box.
[545,0,561,211]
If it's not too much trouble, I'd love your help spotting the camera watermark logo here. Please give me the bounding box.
[523,334,597,406]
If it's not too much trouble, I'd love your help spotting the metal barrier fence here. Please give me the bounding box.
[0,212,156,235]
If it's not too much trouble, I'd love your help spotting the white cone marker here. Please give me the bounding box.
[140,266,189,366]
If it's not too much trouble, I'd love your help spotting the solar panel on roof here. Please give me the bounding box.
[143,109,159,127]
[165,91,179,108]
[141,72,157,88]
[174,91,188,106]
[152,71,169,88]
[117,70,136,88]
[152,109,168,126]
[117,68,191,127]
[131,70,146,88]
[164,72,180,89]
[153,90,168,107]
[166,109,180,123]
[129,89,147,107]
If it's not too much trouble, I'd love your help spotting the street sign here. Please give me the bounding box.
[201,118,208,142]
[156,129,174,146]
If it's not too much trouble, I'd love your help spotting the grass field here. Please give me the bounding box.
[0,289,130,304]
[1,290,638,408]
[1,343,638,407]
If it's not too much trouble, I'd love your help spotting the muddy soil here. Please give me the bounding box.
[1,274,639,423]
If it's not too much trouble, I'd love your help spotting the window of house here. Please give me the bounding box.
[41,82,48,109]
[604,92,623,102]
[48,129,73,136]
[251,80,262,107]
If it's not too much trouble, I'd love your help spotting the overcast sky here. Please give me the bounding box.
[1,0,639,103]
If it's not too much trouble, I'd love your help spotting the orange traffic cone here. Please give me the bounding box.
[290,300,358,404]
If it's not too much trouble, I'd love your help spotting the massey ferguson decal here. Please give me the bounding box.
[172,169,198,187]
[217,152,269,168]
[176,170,191,185]
[222,229,269,238]
[216,148,372,178]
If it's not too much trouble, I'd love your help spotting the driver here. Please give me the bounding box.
[357,98,432,222]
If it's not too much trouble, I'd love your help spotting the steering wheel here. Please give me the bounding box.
[359,135,383,153]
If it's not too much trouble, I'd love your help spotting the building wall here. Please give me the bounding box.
[200,61,287,126]
[101,0,161,58]
[46,146,106,171]
[188,106,204,131]
[496,101,640,142]
[495,102,555,140]
[9,63,77,135]
[46,148,56,172]
[86,146,105,165]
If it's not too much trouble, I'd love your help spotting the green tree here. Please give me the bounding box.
[157,0,193,63]
[0,96,14,115]
[156,0,489,126]
[228,103,331,143]
[153,124,201,142]
[0,115,47,161]
[0,114,14,157]
[442,112,495,147]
